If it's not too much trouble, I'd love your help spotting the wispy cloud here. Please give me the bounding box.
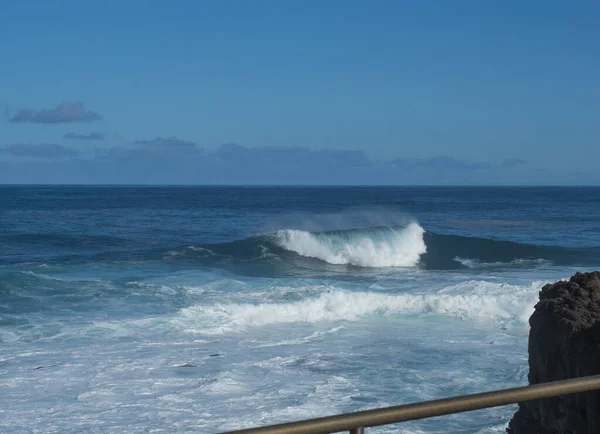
[393,156,491,171]
[96,136,203,160]
[501,158,528,168]
[10,101,102,124]
[215,143,371,167]
[64,132,106,140]
[133,136,199,151]
[0,137,554,184]
[2,143,79,158]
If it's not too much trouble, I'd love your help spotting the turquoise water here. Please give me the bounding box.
[2,186,600,433]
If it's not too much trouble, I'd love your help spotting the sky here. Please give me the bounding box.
[1,0,599,184]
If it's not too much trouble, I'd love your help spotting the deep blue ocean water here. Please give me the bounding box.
[2,186,600,433]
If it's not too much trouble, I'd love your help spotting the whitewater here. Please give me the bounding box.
[274,222,427,267]
[2,186,600,433]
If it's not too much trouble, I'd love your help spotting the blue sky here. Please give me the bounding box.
[1,0,599,184]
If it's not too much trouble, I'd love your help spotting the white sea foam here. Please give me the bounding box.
[275,222,426,267]
[454,257,552,268]
[252,325,344,348]
[174,281,541,334]
[187,246,215,254]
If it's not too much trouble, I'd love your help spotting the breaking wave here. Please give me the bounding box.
[167,221,600,274]
[274,222,426,267]
[173,281,542,334]
[20,221,597,273]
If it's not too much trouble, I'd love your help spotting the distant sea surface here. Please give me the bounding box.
[2,186,600,433]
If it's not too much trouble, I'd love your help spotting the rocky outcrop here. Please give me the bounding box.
[507,271,600,434]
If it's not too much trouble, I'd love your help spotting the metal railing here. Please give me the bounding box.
[221,374,600,434]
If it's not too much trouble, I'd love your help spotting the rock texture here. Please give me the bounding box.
[507,271,600,434]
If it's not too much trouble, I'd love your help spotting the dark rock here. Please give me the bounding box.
[209,353,220,357]
[507,272,600,434]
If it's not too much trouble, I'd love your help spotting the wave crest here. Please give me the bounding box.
[274,223,426,268]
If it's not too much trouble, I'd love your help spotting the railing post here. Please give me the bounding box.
[349,427,364,434]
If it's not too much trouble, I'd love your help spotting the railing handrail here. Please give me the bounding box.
[221,374,600,434]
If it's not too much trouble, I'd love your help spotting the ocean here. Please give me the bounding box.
[2,186,600,433]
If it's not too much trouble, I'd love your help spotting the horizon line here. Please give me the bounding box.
[1,184,599,188]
